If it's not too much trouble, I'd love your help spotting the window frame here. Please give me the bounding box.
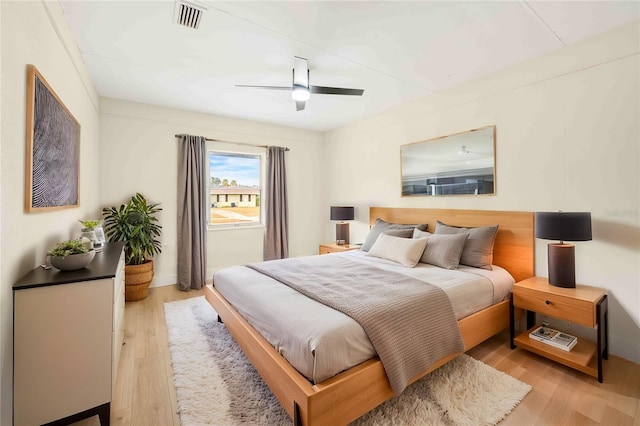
[206,146,265,230]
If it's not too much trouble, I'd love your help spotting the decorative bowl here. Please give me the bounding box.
[50,250,96,271]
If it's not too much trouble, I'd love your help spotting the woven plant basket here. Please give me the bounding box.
[125,260,154,301]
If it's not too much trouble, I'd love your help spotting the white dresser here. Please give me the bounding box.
[13,242,125,426]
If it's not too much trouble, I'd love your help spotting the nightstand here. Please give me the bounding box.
[319,243,361,255]
[510,276,608,382]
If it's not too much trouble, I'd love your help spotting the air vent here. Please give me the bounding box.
[174,0,206,29]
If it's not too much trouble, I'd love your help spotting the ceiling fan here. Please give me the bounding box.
[236,56,364,111]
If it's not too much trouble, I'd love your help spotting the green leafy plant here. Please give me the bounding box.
[79,220,101,230]
[101,193,162,265]
[48,239,89,258]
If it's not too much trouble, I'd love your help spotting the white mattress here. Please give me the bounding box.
[213,250,514,384]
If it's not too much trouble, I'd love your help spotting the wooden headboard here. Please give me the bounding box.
[370,207,534,282]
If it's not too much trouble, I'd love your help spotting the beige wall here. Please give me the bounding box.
[0,2,102,423]
[99,98,325,285]
[323,22,640,363]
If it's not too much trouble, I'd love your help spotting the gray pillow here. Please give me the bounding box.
[434,220,499,270]
[420,234,468,269]
[361,218,428,252]
[412,228,432,239]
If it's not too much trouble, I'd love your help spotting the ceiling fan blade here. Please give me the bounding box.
[295,100,306,111]
[293,56,309,88]
[310,85,364,96]
[235,84,291,91]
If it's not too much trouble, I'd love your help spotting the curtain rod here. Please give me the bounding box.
[174,134,289,151]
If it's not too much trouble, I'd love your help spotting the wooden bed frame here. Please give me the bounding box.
[204,207,534,425]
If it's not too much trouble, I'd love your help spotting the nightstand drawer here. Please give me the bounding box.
[512,287,596,327]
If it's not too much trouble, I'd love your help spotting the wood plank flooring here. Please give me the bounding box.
[75,285,639,425]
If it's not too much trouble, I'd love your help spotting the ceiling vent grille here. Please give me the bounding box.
[175,1,206,29]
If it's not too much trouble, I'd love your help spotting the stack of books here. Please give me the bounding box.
[529,326,578,352]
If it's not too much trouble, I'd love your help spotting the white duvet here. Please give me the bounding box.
[213,250,514,384]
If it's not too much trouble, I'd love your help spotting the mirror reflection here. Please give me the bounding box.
[401,126,496,196]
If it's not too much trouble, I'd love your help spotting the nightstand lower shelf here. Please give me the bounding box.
[514,325,598,378]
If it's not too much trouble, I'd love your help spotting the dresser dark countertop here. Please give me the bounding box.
[13,242,126,291]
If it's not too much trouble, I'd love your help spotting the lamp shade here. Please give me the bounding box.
[535,212,592,242]
[330,206,354,221]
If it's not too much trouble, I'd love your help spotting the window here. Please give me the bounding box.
[208,151,263,227]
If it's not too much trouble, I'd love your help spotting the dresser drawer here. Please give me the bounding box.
[113,288,125,331]
[113,254,125,303]
[512,286,596,327]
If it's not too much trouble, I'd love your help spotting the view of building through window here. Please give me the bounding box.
[209,152,261,225]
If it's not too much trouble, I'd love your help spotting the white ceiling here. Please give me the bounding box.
[59,1,639,132]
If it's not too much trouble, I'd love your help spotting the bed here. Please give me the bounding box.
[204,207,534,425]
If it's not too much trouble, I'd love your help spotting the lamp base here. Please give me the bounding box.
[336,222,350,245]
[548,244,576,288]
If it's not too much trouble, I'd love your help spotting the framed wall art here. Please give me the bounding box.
[401,125,496,197]
[25,64,81,212]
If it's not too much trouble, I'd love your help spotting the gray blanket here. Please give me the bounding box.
[247,255,465,395]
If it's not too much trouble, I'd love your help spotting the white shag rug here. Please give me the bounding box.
[164,296,531,426]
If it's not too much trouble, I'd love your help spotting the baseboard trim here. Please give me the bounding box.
[150,274,177,288]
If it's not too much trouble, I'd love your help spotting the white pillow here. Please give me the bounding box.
[365,233,429,267]
[361,218,429,251]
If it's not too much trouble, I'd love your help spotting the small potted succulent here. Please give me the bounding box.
[47,239,96,271]
[78,220,101,230]
[78,220,106,250]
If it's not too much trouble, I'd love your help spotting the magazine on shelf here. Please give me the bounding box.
[529,325,578,351]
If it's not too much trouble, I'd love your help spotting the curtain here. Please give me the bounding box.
[264,146,289,260]
[177,135,207,290]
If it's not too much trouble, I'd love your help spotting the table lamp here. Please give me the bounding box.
[330,206,354,245]
[535,212,592,288]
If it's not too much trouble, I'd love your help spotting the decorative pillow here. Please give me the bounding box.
[365,233,429,267]
[419,234,468,269]
[360,218,428,252]
[434,220,499,270]
[361,228,413,252]
[413,228,432,239]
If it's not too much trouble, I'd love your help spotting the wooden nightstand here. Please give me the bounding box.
[510,276,608,382]
[318,243,361,255]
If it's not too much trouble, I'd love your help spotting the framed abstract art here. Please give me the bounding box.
[25,64,81,212]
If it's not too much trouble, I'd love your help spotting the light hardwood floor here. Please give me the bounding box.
[76,285,639,425]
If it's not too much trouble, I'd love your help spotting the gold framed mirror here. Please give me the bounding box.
[401,125,496,196]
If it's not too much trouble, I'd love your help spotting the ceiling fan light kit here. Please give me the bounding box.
[292,85,310,101]
[237,56,364,111]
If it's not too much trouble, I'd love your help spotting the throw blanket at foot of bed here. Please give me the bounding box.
[247,255,465,395]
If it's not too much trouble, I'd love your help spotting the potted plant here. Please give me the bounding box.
[78,219,100,230]
[47,239,96,271]
[102,193,162,301]
[78,219,106,250]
